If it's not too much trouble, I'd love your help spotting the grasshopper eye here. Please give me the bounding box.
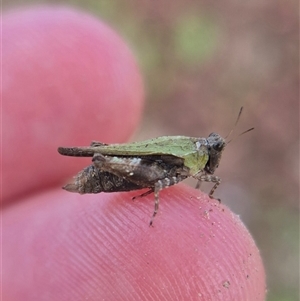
[213,142,224,151]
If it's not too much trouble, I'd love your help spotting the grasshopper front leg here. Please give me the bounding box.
[194,173,221,199]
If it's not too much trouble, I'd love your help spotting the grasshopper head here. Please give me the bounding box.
[205,132,226,174]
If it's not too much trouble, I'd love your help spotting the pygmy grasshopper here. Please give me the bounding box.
[58,108,253,225]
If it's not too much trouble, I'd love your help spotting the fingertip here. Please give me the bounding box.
[3,185,266,300]
[155,185,266,300]
[110,185,266,300]
[3,5,144,202]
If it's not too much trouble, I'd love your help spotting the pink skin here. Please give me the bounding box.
[3,6,144,203]
[2,6,266,301]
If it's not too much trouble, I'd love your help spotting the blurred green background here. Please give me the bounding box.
[4,0,299,300]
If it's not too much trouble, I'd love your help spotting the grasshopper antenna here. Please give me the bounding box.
[225,106,244,140]
[225,107,254,144]
[227,127,254,144]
